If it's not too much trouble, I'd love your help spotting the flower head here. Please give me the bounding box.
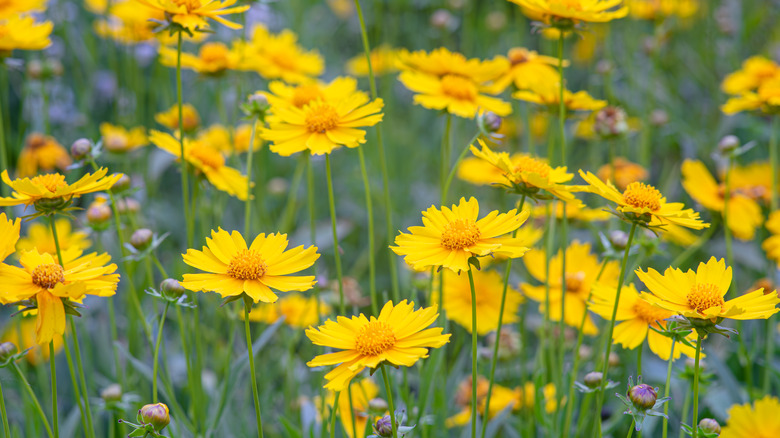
[513,81,607,112]
[721,56,780,96]
[508,0,628,26]
[244,293,331,328]
[261,77,361,111]
[628,0,699,20]
[719,396,780,438]
[495,47,564,91]
[155,103,200,132]
[134,0,249,31]
[0,168,123,211]
[158,41,242,75]
[101,123,148,153]
[322,379,378,438]
[763,211,780,268]
[17,219,91,257]
[597,157,648,191]
[346,45,400,77]
[241,25,324,83]
[0,15,53,52]
[0,0,47,19]
[17,133,72,178]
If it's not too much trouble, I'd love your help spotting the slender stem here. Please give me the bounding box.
[49,342,59,438]
[69,321,96,438]
[244,117,259,237]
[764,116,778,395]
[62,330,86,434]
[691,335,703,438]
[357,146,378,315]
[661,340,676,438]
[380,366,398,438]
[637,345,643,376]
[467,268,478,438]
[329,392,340,438]
[440,114,452,203]
[771,116,778,211]
[723,153,735,298]
[97,234,124,386]
[13,363,54,438]
[626,420,635,438]
[442,132,482,204]
[0,65,7,208]
[0,379,8,438]
[176,30,192,247]
[325,155,345,314]
[243,305,264,438]
[152,302,171,403]
[557,31,566,167]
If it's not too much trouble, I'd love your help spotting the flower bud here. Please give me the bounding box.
[116,198,140,214]
[0,342,18,362]
[267,177,289,196]
[248,92,268,107]
[480,111,502,133]
[718,135,740,155]
[113,175,132,192]
[430,9,455,30]
[596,60,613,75]
[650,109,669,127]
[627,383,657,410]
[608,230,629,250]
[485,11,507,31]
[86,202,112,226]
[46,59,64,77]
[374,415,394,437]
[130,228,153,250]
[139,403,170,432]
[160,278,186,300]
[698,418,721,435]
[594,106,629,138]
[583,372,603,389]
[368,397,389,414]
[27,59,44,80]
[101,384,123,402]
[609,352,620,367]
[71,138,92,160]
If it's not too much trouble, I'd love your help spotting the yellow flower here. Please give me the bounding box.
[728,161,775,204]
[17,219,91,256]
[155,103,201,132]
[134,0,249,31]
[0,168,123,209]
[260,93,384,156]
[327,0,354,20]
[242,24,324,84]
[589,283,697,360]
[322,379,378,438]
[494,47,564,91]
[158,41,242,74]
[508,0,628,25]
[1,317,64,365]
[306,300,450,391]
[637,257,780,322]
[470,140,580,204]
[244,293,331,328]
[578,169,708,230]
[262,77,361,111]
[434,269,523,335]
[196,124,260,155]
[345,45,400,77]
[181,228,319,303]
[721,56,780,96]
[522,241,620,334]
[446,377,522,427]
[722,78,780,115]
[529,202,611,222]
[513,81,607,112]
[100,123,148,153]
[398,48,511,118]
[763,211,780,268]
[681,159,762,240]
[94,0,165,44]
[0,15,53,52]
[150,130,251,200]
[0,0,47,18]
[16,133,72,178]
[596,157,648,191]
[719,396,780,438]
[391,197,530,273]
[628,0,699,20]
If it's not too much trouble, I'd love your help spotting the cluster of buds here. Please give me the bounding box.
[119,403,170,437]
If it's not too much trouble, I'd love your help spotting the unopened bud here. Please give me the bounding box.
[138,403,170,432]
[718,135,739,155]
[430,9,455,29]
[596,60,613,75]
[101,384,123,402]
[46,59,64,77]
[116,198,140,214]
[481,111,502,133]
[0,342,18,362]
[374,415,394,437]
[698,418,721,435]
[609,352,620,367]
[584,372,603,389]
[594,106,629,138]
[248,92,268,107]
[27,59,44,80]
[368,397,389,414]
[160,278,186,300]
[650,109,669,127]
[485,11,507,31]
[113,175,132,192]
[71,138,92,160]
[87,202,112,225]
[609,230,629,250]
[130,229,153,250]
[627,383,657,410]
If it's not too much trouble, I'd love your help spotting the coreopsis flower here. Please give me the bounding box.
[17,219,91,256]
[513,81,607,113]
[447,377,521,427]
[681,159,763,240]
[596,157,648,191]
[763,211,780,267]
[728,161,774,204]
[0,15,53,52]
[719,396,780,438]
[469,140,580,203]
[94,0,165,44]
[529,201,611,222]
[307,300,450,391]
[507,0,628,27]
[322,379,378,438]
[1,317,64,365]
[589,283,697,360]
[244,293,331,328]
[722,78,780,115]
[636,257,780,323]
[345,45,400,77]
[721,56,779,96]
[150,130,251,200]
[158,41,242,75]
[155,103,201,132]
[196,124,260,155]
[391,197,530,273]
[260,93,384,156]
[16,133,72,178]
[180,228,319,303]
[397,47,511,118]
[262,77,361,111]
[494,47,563,91]
[578,169,708,230]
[0,0,46,18]
[242,24,324,84]
[522,241,620,334]
[0,168,123,211]
[134,0,249,31]
[434,269,523,335]
[100,123,148,153]
[628,0,699,20]
[456,155,512,186]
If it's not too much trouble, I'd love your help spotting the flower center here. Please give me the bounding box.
[190,145,225,169]
[32,174,68,193]
[31,263,65,289]
[632,299,670,324]
[199,43,229,66]
[564,271,585,293]
[304,103,339,133]
[687,283,725,314]
[269,51,297,71]
[226,249,268,280]
[173,0,201,11]
[440,74,478,101]
[512,156,552,179]
[355,320,396,356]
[440,219,481,251]
[508,48,531,65]
[292,84,324,108]
[622,182,662,211]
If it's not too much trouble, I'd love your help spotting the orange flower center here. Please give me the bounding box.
[32,174,68,193]
[440,74,478,101]
[190,145,225,169]
[512,156,552,179]
[508,48,531,65]
[622,182,662,211]
[565,271,586,293]
[441,219,481,251]
[292,84,324,108]
[199,43,229,66]
[687,283,725,314]
[269,51,297,71]
[632,299,670,324]
[305,103,339,133]
[355,320,396,356]
[31,263,65,289]
[173,0,201,11]
[226,249,268,280]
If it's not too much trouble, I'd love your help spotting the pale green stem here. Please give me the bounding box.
[440,115,452,204]
[152,302,171,403]
[764,116,778,395]
[0,379,8,438]
[662,340,676,438]
[69,321,96,438]
[442,132,482,205]
[380,366,398,438]
[468,268,478,438]
[244,305,264,438]
[691,335,703,438]
[357,146,378,315]
[176,30,192,247]
[325,155,345,314]
[329,392,340,438]
[12,363,53,438]
[244,117,259,237]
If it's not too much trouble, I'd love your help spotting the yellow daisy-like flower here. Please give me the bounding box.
[0,168,123,209]
[494,47,564,91]
[721,56,780,96]
[196,124,260,155]
[722,78,780,115]
[728,161,775,204]
[446,377,522,427]
[589,283,697,361]
[529,201,611,222]
[391,197,530,273]
[596,157,648,191]
[636,257,780,322]
[578,169,709,230]
[242,24,324,84]
[17,219,91,256]
[322,379,379,438]
[434,269,523,335]
[513,81,607,112]
[628,0,699,20]
[508,0,629,25]
[181,228,319,303]
[0,15,53,52]
[17,133,72,178]
[134,0,249,31]
[681,159,762,240]
[158,41,242,75]
[719,396,780,438]
[470,140,580,204]
[260,93,384,157]
[522,241,620,334]
[155,103,201,132]
[262,77,361,111]
[397,47,506,82]
[0,0,47,19]
[306,300,451,391]
[100,123,148,153]
[1,316,64,365]
[150,130,251,200]
[763,211,780,268]
[345,45,400,77]
[244,293,331,328]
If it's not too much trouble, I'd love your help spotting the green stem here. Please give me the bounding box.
[626,420,635,438]
[325,155,345,314]
[764,116,778,395]
[691,335,703,438]
[723,153,735,298]
[69,321,96,438]
[329,392,340,438]
[0,65,7,207]
[380,365,398,438]
[13,362,54,438]
[243,305,264,438]
[176,30,192,247]
[244,117,259,237]
[357,146,378,315]
[467,268,478,438]
[637,344,643,376]
[62,331,86,435]
[557,31,566,167]
[152,302,171,403]
[0,379,8,438]
[662,340,676,438]
[442,132,482,205]
[440,114,452,204]
[97,234,124,386]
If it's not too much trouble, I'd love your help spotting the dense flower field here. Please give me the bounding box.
[0,0,779,437]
